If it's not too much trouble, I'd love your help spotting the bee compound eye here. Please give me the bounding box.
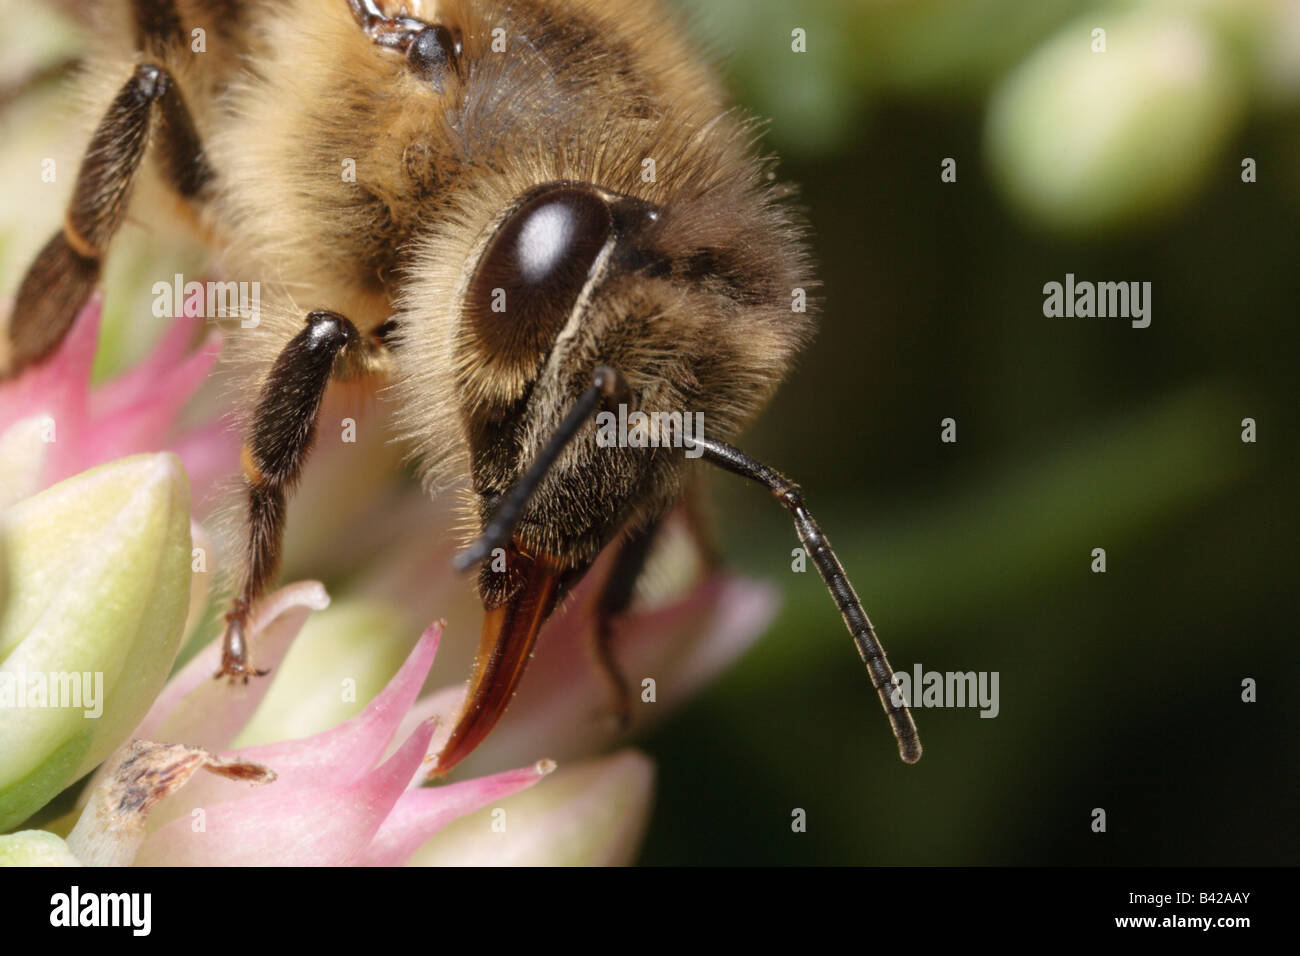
[466,187,614,373]
[406,25,458,87]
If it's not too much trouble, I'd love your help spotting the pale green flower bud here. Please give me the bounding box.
[232,599,417,747]
[0,830,81,866]
[986,8,1245,231]
[0,454,192,831]
[407,750,655,866]
[0,418,50,510]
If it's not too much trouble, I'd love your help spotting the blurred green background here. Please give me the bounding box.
[635,0,1299,865]
[2,0,1296,865]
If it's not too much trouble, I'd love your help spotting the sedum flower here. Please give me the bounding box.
[56,619,555,867]
[0,291,780,865]
[81,556,768,865]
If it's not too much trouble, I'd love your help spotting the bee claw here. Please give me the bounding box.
[214,607,270,682]
[213,657,271,683]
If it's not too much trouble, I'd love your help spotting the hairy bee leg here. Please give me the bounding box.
[3,61,211,378]
[218,311,386,681]
[589,518,663,729]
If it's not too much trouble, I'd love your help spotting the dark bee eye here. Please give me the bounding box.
[466,186,613,387]
[406,26,459,90]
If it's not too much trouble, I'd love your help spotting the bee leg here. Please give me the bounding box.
[589,518,663,729]
[219,311,384,681]
[3,61,210,378]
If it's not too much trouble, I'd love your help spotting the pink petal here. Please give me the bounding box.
[139,620,438,833]
[135,719,436,866]
[355,759,556,867]
[93,308,208,418]
[204,622,439,794]
[0,295,99,438]
[0,293,233,499]
[68,740,275,867]
[386,683,464,777]
[626,574,778,700]
[138,581,331,750]
[60,333,220,482]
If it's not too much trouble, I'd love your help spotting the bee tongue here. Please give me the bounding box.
[428,543,566,776]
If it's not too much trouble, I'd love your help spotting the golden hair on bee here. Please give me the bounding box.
[3,0,921,774]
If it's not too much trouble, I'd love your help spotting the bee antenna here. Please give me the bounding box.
[689,436,922,764]
[452,366,628,573]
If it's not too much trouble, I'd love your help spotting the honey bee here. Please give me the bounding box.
[3,0,920,772]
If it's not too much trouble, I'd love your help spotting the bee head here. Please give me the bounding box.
[444,178,810,609]
[404,168,811,775]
